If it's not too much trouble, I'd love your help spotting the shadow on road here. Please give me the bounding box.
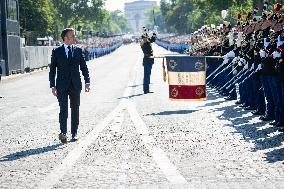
[202,87,284,163]
[117,93,144,99]
[0,143,64,162]
[145,109,197,116]
[128,84,143,88]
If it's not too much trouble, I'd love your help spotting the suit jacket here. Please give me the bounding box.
[49,45,90,91]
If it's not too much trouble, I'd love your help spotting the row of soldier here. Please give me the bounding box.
[158,7,284,131]
[80,36,124,60]
[203,13,284,131]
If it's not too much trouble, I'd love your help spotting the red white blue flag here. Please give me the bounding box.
[165,56,207,101]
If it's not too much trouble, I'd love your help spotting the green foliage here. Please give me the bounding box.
[110,10,131,33]
[19,0,54,36]
[145,6,167,33]
[19,0,131,42]
[159,0,260,34]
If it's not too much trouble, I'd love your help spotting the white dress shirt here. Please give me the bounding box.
[63,43,73,58]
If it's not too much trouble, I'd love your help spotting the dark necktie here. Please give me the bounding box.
[67,46,72,60]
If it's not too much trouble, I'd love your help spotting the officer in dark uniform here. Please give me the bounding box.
[259,31,278,122]
[140,32,157,94]
[276,41,284,131]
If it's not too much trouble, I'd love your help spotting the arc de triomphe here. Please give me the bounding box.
[124,0,157,33]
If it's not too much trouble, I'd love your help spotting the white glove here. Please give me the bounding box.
[223,58,229,64]
[244,63,249,70]
[232,57,239,63]
[259,49,266,58]
[257,64,262,71]
[223,54,228,60]
[227,50,235,58]
[272,51,281,58]
[250,63,255,71]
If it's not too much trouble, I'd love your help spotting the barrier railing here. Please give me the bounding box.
[155,40,191,54]
[85,41,123,60]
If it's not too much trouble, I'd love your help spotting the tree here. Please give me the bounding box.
[158,0,258,34]
[52,0,105,28]
[110,10,131,33]
[146,6,167,33]
[19,0,55,36]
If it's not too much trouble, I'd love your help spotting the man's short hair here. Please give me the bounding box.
[61,28,75,41]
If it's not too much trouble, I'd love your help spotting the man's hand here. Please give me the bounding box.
[85,83,91,92]
[52,87,57,97]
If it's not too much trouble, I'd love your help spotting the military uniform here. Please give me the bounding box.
[259,34,280,122]
[277,43,284,129]
[251,34,265,115]
[141,34,156,94]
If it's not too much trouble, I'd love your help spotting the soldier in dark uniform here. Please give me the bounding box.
[140,32,157,94]
[259,31,278,122]
[276,41,284,131]
[251,31,265,115]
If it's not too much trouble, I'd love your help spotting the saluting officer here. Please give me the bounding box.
[140,32,157,94]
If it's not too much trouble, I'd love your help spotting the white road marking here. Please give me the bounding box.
[127,101,188,184]
[116,153,130,189]
[124,55,188,184]
[110,110,125,133]
[38,102,124,189]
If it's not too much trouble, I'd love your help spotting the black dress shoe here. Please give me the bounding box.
[144,91,153,94]
[252,110,264,115]
[269,121,277,125]
[71,134,79,142]
[59,133,67,144]
[259,116,274,121]
[225,96,237,101]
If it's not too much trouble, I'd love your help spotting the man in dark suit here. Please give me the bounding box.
[49,28,90,143]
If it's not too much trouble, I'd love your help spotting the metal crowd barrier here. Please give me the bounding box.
[86,41,123,61]
[155,40,191,54]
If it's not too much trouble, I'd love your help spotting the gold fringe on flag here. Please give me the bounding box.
[162,57,167,82]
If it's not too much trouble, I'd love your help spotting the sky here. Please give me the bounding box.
[104,0,160,12]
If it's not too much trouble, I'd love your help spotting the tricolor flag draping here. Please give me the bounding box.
[165,56,207,101]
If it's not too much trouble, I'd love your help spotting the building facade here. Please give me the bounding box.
[124,0,157,33]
